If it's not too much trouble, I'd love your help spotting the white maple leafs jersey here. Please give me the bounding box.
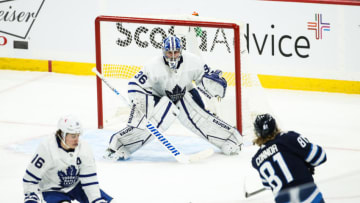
[129,51,208,103]
[23,135,102,202]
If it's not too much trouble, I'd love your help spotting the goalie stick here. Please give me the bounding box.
[92,67,214,163]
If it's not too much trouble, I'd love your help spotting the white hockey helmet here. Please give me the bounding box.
[162,35,182,70]
[57,114,82,140]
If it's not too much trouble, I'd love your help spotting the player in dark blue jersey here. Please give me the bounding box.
[251,114,327,203]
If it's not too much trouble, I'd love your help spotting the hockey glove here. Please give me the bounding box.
[308,166,315,175]
[201,70,227,98]
[24,192,40,203]
[305,163,315,175]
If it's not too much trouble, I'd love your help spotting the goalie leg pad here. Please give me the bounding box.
[107,97,179,160]
[127,92,179,132]
[108,126,152,159]
[148,96,179,132]
[127,93,156,129]
[176,92,243,155]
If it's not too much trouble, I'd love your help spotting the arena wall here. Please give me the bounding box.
[0,0,359,93]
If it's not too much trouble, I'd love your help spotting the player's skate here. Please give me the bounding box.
[103,147,130,161]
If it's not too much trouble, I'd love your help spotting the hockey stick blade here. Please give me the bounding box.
[92,67,212,164]
[188,148,214,163]
[245,187,266,198]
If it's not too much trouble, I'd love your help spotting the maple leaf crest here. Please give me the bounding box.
[165,85,186,103]
[58,165,79,187]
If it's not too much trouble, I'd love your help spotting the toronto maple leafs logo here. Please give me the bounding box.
[58,165,79,187]
[165,85,186,103]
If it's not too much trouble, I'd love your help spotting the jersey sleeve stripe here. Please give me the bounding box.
[79,173,97,177]
[128,82,152,94]
[305,144,318,163]
[23,178,39,184]
[25,170,42,181]
[128,89,147,95]
[80,175,99,186]
[303,187,322,203]
[81,182,99,187]
[312,149,326,166]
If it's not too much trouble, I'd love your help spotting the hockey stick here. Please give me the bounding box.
[243,176,267,198]
[245,187,266,198]
[92,67,214,163]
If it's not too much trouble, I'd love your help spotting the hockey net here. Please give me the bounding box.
[94,15,258,135]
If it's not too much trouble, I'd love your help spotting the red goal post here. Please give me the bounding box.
[94,15,242,133]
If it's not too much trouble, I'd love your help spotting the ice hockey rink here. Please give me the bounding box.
[1,69,360,203]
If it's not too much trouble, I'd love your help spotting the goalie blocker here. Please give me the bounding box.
[106,89,243,160]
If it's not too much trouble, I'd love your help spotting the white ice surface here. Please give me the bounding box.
[0,70,360,203]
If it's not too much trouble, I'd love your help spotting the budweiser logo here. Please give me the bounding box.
[0,0,45,39]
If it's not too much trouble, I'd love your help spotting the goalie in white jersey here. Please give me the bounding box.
[23,115,113,203]
[105,35,243,160]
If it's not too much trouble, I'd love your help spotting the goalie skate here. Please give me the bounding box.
[103,147,130,161]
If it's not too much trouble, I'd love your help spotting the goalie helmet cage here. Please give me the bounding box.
[94,15,242,133]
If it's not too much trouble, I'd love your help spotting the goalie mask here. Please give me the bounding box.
[57,114,82,141]
[162,35,182,70]
[254,113,276,138]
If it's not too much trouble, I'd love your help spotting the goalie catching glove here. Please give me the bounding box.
[198,70,227,99]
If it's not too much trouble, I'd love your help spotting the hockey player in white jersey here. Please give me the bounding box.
[105,35,243,160]
[23,115,113,203]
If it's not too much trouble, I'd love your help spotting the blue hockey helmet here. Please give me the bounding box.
[254,113,276,138]
[162,35,182,70]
